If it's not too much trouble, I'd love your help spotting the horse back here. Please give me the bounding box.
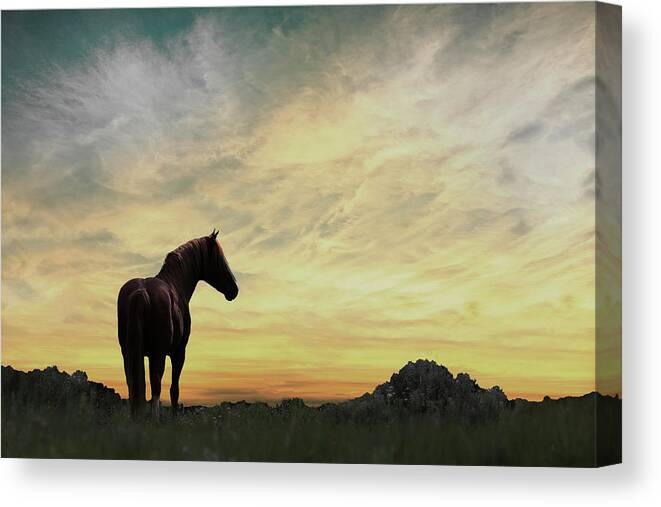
[117,277,184,356]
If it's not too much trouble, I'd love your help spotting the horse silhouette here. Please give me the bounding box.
[117,230,238,419]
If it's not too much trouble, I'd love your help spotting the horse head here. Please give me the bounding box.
[204,228,239,301]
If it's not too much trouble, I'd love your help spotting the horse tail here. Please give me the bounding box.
[126,288,149,417]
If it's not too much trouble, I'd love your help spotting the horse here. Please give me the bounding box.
[117,229,238,419]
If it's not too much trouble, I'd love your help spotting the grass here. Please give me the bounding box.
[2,394,619,467]
[1,390,621,466]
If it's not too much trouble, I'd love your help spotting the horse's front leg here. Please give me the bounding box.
[170,348,185,418]
[148,354,166,422]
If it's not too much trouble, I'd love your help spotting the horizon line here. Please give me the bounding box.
[0,362,622,407]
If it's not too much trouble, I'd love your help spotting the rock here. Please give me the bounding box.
[356,359,509,420]
[1,365,122,415]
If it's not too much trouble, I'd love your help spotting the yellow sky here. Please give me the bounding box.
[1,4,620,404]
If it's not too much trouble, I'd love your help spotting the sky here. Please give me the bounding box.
[1,4,620,404]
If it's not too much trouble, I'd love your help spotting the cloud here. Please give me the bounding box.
[511,219,531,236]
[75,229,118,246]
[8,280,38,300]
[506,122,545,144]
[432,3,530,74]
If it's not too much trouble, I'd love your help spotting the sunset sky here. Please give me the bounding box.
[2,4,619,404]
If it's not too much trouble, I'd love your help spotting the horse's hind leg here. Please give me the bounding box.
[148,354,166,422]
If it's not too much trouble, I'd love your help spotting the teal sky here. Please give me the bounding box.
[2,7,378,91]
[3,8,239,89]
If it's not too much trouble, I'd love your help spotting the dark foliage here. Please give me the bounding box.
[334,359,508,423]
[1,361,621,466]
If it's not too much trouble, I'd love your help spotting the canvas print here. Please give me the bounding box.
[1,2,621,466]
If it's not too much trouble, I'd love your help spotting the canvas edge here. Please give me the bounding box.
[594,0,622,467]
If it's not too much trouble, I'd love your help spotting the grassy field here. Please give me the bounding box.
[1,365,622,466]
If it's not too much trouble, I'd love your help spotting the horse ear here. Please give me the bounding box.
[210,228,219,239]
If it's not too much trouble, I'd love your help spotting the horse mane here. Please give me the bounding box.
[157,237,207,281]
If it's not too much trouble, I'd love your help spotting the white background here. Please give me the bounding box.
[0,0,658,505]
